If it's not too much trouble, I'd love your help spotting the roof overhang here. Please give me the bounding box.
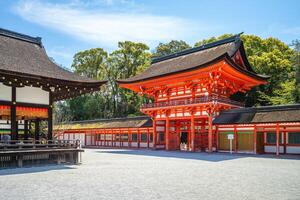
[0,69,107,101]
[118,54,268,94]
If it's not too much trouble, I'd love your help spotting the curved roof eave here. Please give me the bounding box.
[117,53,269,85]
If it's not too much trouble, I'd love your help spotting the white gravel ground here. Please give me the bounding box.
[0,148,300,200]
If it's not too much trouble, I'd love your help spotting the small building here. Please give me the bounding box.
[0,28,105,141]
[56,116,153,148]
[0,28,105,167]
[214,104,300,155]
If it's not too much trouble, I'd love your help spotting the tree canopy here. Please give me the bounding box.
[54,34,299,123]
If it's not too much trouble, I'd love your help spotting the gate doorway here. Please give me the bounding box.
[180,132,188,150]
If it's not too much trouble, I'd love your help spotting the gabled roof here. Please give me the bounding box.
[0,28,106,101]
[117,34,268,84]
[213,104,300,124]
[55,116,152,130]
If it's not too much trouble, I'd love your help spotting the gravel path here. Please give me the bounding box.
[0,149,300,200]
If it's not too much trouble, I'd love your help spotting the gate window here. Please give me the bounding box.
[266,132,282,144]
[141,133,147,142]
[288,132,300,144]
[131,133,137,142]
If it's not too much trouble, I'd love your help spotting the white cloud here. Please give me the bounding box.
[14,0,194,48]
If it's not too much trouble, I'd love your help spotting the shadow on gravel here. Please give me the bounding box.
[0,165,76,176]
[95,149,300,162]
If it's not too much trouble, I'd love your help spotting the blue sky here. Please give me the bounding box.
[1,0,299,68]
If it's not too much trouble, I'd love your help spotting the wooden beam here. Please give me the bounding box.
[11,86,17,140]
[208,114,213,152]
[165,116,170,150]
[276,123,280,156]
[48,92,53,140]
[191,112,195,152]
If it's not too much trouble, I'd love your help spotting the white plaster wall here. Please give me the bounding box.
[16,86,49,105]
[0,83,11,101]
[123,142,128,147]
[131,142,138,147]
[286,146,300,154]
[140,143,148,148]
[264,145,284,153]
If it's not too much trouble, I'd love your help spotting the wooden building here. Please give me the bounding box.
[117,34,269,152]
[52,33,300,155]
[55,116,153,148]
[0,28,105,141]
[214,105,300,155]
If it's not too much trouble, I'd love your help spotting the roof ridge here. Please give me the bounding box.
[151,33,243,64]
[0,27,42,46]
[223,104,300,114]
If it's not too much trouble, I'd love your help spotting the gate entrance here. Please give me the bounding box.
[180,132,188,150]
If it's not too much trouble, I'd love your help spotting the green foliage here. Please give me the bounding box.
[54,41,151,122]
[153,40,191,58]
[194,34,297,106]
[54,34,299,123]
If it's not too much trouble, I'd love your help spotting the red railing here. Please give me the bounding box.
[141,95,244,109]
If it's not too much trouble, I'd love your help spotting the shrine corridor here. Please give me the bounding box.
[0,148,299,200]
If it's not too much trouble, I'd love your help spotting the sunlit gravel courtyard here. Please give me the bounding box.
[0,148,300,200]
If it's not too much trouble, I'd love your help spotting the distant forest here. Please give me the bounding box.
[54,34,300,123]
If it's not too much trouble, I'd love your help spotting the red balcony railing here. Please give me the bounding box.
[141,95,244,109]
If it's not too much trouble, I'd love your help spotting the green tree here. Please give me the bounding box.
[108,41,151,117]
[194,34,295,106]
[153,40,191,58]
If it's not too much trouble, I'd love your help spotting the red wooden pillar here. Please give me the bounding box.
[253,125,257,154]
[208,115,213,152]
[153,118,157,150]
[234,125,237,153]
[128,129,131,148]
[119,130,122,147]
[165,116,170,150]
[276,123,280,156]
[191,112,195,152]
[215,126,219,152]
[137,129,140,148]
[147,128,150,148]
[104,132,106,146]
[283,127,287,154]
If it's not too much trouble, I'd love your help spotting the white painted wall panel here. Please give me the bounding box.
[16,86,49,105]
[0,83,11,101]
[264,145,284,153]
[140,143,147,148]
[131,142,138,147]
[286,146,300,154]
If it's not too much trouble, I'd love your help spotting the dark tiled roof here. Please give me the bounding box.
[213,104,300,124]
[0,28,104,83]
[0,28,106,101]
[117,34,267,83]
[56,116,152,130]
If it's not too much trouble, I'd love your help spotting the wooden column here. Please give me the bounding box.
[234,125,237,153]
[34,119,40,142]
[48,92,53,141]
[190,112,195,152]
[147,128,150,148]
[11,86,17,140]
[165,116,170,150]
[208,114,213,152]
[24,120,29,140]
[215,126,219,152]
[137,129,140,148]
[253,125,257,154]
[153,118,157,150]
[276,123,280,156]
[283,127,287,154]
